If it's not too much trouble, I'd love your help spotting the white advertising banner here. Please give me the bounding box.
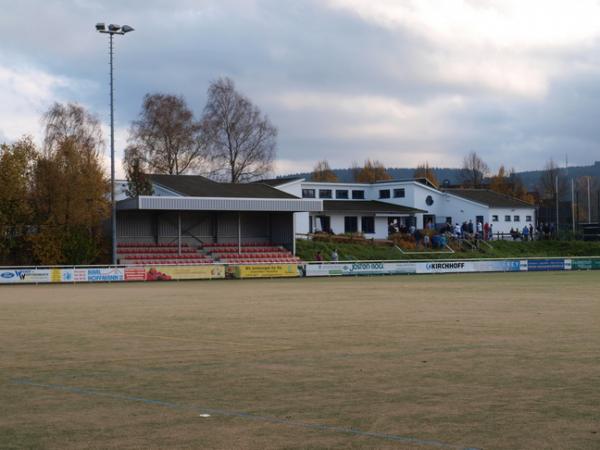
[305,261,416,277]
[415,260,521,274]
[0,268,51,284]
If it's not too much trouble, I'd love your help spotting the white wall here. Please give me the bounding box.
[488,207,536,234]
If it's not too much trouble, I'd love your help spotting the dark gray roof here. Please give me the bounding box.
[443,189,534,208]
[253,176,304,186]
[149,174,299,199]
[323,200,425,214]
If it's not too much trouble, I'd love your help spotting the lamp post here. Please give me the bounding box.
[96,23,134,265]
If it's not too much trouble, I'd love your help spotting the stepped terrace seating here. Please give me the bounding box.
[202,242,301,264]
[117,242,213,265]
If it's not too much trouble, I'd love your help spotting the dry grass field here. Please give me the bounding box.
[1,272,599,450]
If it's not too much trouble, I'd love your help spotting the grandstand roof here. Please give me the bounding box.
[442,189,534,208]
[323,200,425,214]
[149,174,298,199]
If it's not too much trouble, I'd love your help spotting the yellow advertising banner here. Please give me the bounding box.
[50,268,62,283]
[233,264,300,279]
[144,265,225,281]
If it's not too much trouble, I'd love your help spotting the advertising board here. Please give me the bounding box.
[0,268,51,284]
[526,259,565,272]
[144,265,225,281]
[571,258,600,270]
[233,264,300,278]
[305,261,416,277]
[415,260,521,274]
[85,268,125,282]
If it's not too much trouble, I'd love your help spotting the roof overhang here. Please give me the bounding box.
[117,196,323,212]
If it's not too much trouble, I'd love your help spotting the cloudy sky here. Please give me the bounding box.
[2,0,600,177]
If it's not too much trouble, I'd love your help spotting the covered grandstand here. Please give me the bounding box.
[115,175,322,264]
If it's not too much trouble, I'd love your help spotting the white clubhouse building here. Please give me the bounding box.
[267,177,536,239]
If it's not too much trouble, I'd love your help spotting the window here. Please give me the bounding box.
[393,188,405,198]
[344,216,358,233]
[319,189,332,199]
[514,215,520,222]
[336,189,349,199]
[492,215,499,222]
[379,189,390,199]
[446,217,452,224]
[425,195,434,206]
[505,215,511,222]
[526,215,532,222]
[361,216,375,234]
[352,190,365,199]
[302,189,315,198]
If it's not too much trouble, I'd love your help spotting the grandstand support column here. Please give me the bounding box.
[237,212,242,254]
[177,212,182,255]
[292,213,296,256]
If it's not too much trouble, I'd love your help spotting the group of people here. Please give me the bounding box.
[315,249,339,262]
[449,220,493,241]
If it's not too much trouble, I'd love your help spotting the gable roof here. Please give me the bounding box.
[443,189,534,208]
[148,174,299,199]
[323,200,425,214]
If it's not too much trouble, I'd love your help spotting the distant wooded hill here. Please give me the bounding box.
[287,161,600,190]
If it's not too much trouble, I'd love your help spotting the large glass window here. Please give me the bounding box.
[352,190,365,199]
[336,190,349,199]
[379,189,391,199]
[319,189,332,199]
[361,216,375,234]
[505,215,511,222]
[514,215,520,222]
[344,216,358,233]
[302,189,315,198]
[393,188,405,198]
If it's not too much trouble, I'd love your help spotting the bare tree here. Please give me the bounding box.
[129,94,206,175]
[123,146,154,197]
[202,77,276,183]
[460,152,489,188]
[537,159,565,200]
[43,102,104,158]
[311,160,338,182]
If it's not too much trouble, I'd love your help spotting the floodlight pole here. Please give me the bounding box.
[109,33,116,266]
[97,23,134,265]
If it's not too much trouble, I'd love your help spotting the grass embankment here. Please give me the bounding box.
[296,238,600,261]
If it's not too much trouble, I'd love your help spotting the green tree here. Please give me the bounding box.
[0,137,37,264]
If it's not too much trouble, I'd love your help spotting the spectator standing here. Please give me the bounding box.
[529,224,534,240]
[315,251,323,262]
[522,225,529,241]
[468,220,474,237]
[331,248,339,262]
[476,221,483,239]
[489,223,493,240]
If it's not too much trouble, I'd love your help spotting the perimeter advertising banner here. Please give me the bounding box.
[570,258,600,270]
[233,264,300,278]
[526,259,565,272]
[415,260,521,274]
[0,268,51,284]
[305,262,417,277]
[144,265,225,281]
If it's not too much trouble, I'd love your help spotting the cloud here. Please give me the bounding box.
[2,0,600,176]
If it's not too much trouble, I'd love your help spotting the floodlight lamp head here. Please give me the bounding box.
[121,25,134,33]
[95,23,106,32]
[108,24,121,32]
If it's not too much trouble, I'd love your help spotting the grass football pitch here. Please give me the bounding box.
[1,271,599,449]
